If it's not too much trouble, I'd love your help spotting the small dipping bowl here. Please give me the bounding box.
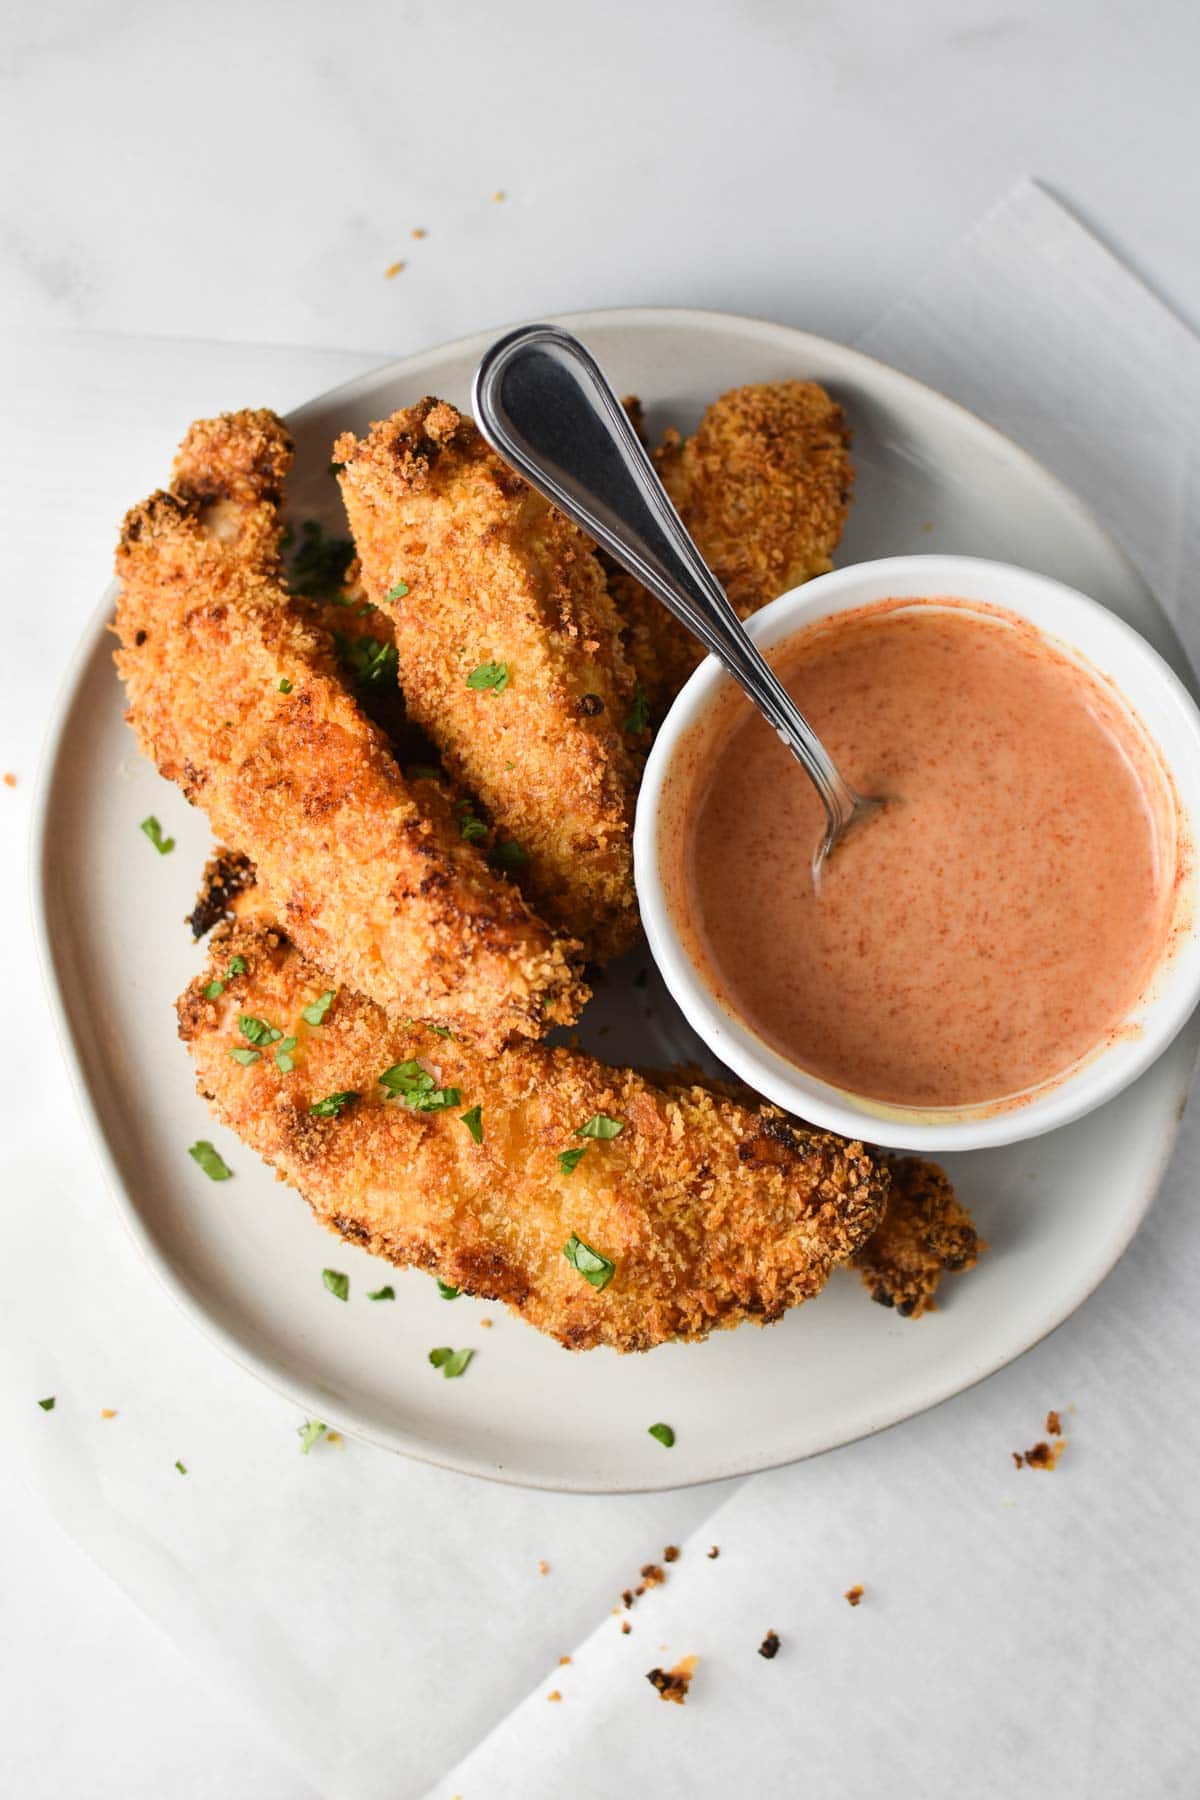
[634,554,1200,1152]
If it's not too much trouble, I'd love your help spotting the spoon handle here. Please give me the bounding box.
[472,323,859,828]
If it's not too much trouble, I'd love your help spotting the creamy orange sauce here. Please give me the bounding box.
[670,600,1178,1109]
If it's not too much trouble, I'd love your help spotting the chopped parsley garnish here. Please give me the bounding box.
[489,839,528,872]
[648,1422,675,1448]
[459,811,488,843]
[175,1459,188,1474]
[428,1346,474,1378]
[189,1140,232,1181]
[466,660,510,693]
[301,990,336,1026]
[309,1090,358,1118]
[37,1397,55,1412]
[576,1113,625,1140]
[297,1420,327,1454]
[322,1268,350,1302]
[228,1046,261,1066]
[460,1105,484,1144]
[204,979,225,999]
[367,1285,395,1301]
[227,955,247,977]
[436,1279,460,1300]
[379,1061,461,1112]
[563,1234,615,1290]
[278,677,293,694]
[386,581,410,601]
[290,519,355,600]
[557,1147,587,1175]
[334,630,400,692]
[238,1014,282,1046]
[274,1035,298,1073]
[140,815,175,855]
[428,1024,453,1039]
[624,681,650,733]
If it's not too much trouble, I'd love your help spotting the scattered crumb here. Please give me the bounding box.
[621,1620,632,1635]
[707,1545,720,1560]
[921,520,934,532]
[646,1654,697,1705]
[1046,1410,1062,1436]
[3,772,15,788]
[384,261,405,279]
[492,189,506,203]
[411,227,427,240]
[758,1630,781,1660]
[547,1689,562,1702]
[100,1408,118,1420]
[1014,1439,1065,1471]
[663,1545,680,1563]
[480,1318,493,1329]
[538,1560,550,1576]
[326,1430,343,1446]
[844,1585,864,1607]
[558,1656,571,1666]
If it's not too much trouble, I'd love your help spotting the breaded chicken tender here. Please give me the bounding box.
[178,922,889,1352]
[607,380,853,712]
[114,410,586,1051]
[851,1157,983,1318]
[336,399,643,961]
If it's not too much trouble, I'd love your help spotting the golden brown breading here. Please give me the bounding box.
[335,399,643,961]
[114,410,587,1051]
[851,1157,983,1318]
[607,381,854,713]
[172,406,292,572]
[178,922,889,1352]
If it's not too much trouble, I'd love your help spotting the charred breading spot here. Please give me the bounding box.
[188,847,255,939]
[851,1157,982,1318]
[134,628,147,646]
[646,1656,697,1704]
[758,1631,781,1660]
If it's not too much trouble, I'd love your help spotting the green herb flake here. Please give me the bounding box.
[334,630,400,692]
[379,1061,461,1112]
[228,1046,261,1066]
[428,1024,453,1039]
[466,660,510,693]
[238,1014,283,1046]
[278,677,293,694]
[227,956,247,977]
[428,1346,474,1378]
[189,1140,233,1181]
[174,1459,188,1475]
[274,1035,299,1073]
[37,1397,55,1412]
[624,681,651,734]
[648,1422,675,1448]
[460,813,488,843]
[289,519,355,601]
[204,979,225,1000]
[386,581,410,601]
[563,1233,615,1290]
[557,1147,587,1176]
[489,839,528,872]
[367,1285,395,1301]
[576,1113,625,1140]
[140,815,175,855]
[309,1090,358,1118]
[322,1268,350,1302]
[301,989,337,1027]
[460,1105,484,1144]
[297,1420,327,1455]
[436,1278,460,1300]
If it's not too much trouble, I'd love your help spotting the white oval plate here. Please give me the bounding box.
[34,308,1199,1493]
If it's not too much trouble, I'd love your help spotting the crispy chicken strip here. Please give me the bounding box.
[114,409,586,1051]
[606,380,854,713]
[179,922,889,1352]
[851,1157,983,1318]
[336,399,643,961]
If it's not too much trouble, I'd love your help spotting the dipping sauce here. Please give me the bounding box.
[670,600,1179,1110]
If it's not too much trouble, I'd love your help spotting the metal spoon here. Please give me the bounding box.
[472,323,880,874]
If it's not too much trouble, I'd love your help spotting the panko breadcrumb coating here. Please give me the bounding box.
[606,380,853,712]
[851,1157,983,1317]
[114,408,586,1051]
[336,399,643,961]
[178,921,890,1352]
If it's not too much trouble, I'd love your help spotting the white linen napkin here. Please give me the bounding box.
[6,182,1200,1800]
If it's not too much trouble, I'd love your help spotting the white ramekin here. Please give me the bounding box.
[634,555,1200,1152]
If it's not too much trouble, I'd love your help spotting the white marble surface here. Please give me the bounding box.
[4,4,1200,1797]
